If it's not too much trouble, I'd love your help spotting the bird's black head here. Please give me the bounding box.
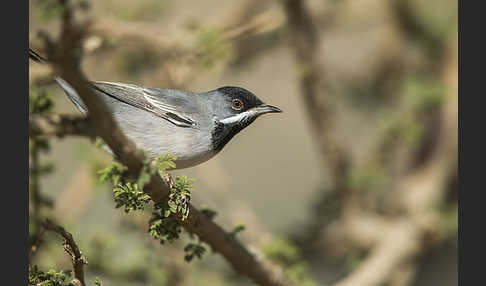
[206,86,282,152]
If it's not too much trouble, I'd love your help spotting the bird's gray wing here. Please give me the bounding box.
[91,81,198,128]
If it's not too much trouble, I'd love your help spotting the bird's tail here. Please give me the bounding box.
[29,48,48,63]
[29,48,88,113]
[29,48,115,156]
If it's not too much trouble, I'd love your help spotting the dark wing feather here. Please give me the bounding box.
[91,82,198,128]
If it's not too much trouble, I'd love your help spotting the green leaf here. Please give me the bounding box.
[28,265,72,286]
[97,162,128,186]
[232,224,246,235]
[164,209,171,218]
[183,242,206,262]
[112,182,151,213]
[153,153,178,173]
[148,215,182,244]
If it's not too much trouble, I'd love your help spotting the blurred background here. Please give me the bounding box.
[29,0,457,285]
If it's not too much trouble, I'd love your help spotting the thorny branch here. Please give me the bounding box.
[31,1,292,286]
[43,219,87,286]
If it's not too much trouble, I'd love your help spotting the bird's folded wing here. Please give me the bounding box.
[91,82,198,128]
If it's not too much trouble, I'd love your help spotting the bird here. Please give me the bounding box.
[29,48,282,169]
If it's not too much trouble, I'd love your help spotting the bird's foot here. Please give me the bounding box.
[163,172,175,189]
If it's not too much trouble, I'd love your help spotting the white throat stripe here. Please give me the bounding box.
[219,111,255,124]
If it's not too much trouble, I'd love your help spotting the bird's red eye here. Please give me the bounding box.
[232,98,244,110]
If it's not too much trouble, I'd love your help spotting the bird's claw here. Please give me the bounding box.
[163,173,175,189]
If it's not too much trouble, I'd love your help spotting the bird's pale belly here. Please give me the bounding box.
[116,113,216,169]
[132,134,216,170]
[171,150,217,169]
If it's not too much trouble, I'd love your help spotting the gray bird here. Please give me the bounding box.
[29,49,282,169]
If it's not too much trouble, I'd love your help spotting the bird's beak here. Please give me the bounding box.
[255,104,282,115]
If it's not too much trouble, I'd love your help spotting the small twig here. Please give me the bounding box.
[29,114,95,138]
[43,219,87,286]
